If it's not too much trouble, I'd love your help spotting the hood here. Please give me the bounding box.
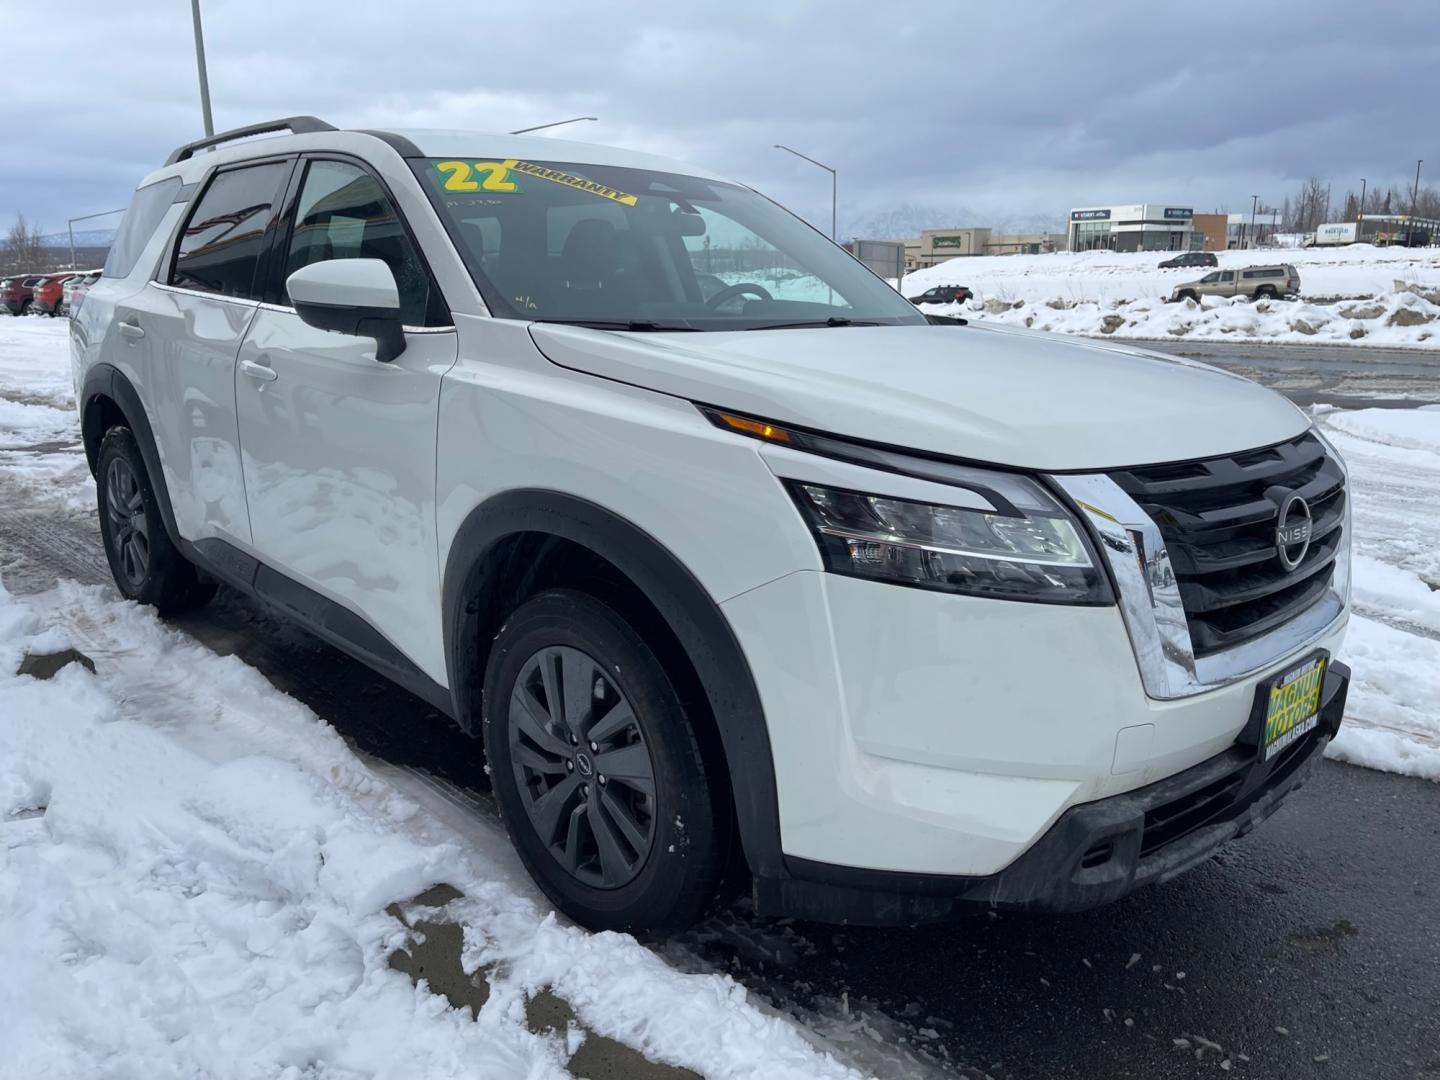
[528,321,1309,472]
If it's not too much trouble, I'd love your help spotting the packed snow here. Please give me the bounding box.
[900,244,1440,348]
[0,315,862,1080]
[1,313,1439,1077]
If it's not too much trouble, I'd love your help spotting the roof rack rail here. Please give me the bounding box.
[164,115,337,166]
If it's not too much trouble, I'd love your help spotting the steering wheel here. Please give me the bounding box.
[705,282,773,309]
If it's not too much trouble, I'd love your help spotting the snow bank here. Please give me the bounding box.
[900,245,1440,348]
[0,580,862,1079]
[1319,406,1440,781]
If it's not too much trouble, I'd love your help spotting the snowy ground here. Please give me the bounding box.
[1,314,1438,1077]
[900,244,1440,348]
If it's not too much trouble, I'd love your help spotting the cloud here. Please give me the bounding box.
[2,0,1436,240]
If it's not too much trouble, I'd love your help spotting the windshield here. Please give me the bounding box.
[413,157,924,331]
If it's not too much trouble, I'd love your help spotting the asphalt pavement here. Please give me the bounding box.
[2,336,1438,1079]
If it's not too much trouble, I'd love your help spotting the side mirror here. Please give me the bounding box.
[287,258,406,363]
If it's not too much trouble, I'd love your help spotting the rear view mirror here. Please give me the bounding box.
[287,258,406,363]
[672,210,706,237]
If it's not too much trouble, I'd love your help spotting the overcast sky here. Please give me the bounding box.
[3,0,1437,240]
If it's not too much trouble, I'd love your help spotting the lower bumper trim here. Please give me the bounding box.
[756,661,1350,926]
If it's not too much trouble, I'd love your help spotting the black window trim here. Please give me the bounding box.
[163,154,298,301]
[259,150,453,330]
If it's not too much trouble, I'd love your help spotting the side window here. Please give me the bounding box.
[1220,271,1235,283]
[1201,272,1220,283]
[106,177,181,279]
[170,161,290,298]
[283,160,441,326]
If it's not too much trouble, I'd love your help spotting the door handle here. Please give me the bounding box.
[118,321,145,340]
[240,359,278,383]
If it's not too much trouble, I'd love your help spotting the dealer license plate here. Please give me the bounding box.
[1262,654,1327,761]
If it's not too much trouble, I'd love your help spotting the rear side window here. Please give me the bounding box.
[170,161,290,298]
[104,177,182,279]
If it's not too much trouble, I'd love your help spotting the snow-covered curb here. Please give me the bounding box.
[949,281,1440,348]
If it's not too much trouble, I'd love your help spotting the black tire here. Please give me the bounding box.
[483,589,728,933]
[19,300,30,316]
[1254,285,1277,300]
[1177,289,1199,303]
[96,426,216,614]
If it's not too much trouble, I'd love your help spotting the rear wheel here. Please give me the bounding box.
[96,427,215,614]
[1254,285,1277,300]
[483,589,728,933]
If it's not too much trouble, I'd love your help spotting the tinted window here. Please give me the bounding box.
[171,161,289,298]
[283,160,442,326]
[1220,271,1235,283]
[105,177,182,279]
[1201,272,1220,283]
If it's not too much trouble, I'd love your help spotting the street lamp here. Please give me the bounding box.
[190,0,214,137]
[1359,177,1367,224]
[774,144,837,241]
[509,116,598,135]
[1249,195,1259,249]
[1411,159,1424,247]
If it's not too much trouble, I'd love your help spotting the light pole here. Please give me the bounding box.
[190,0,214,137]
[774,144,837,241]
[67,208,127,271]
[509,117,598,135]
[1359,177,1367,225]
[1411,159,1424,247]
[1249,195,1259,249]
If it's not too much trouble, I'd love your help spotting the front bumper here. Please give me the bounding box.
[760,660,1348,925]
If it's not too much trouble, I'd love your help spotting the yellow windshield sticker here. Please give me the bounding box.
[434,160,520,193]
[509,161,639,206]
[433,159,639,207]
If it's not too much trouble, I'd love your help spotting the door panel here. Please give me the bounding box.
[234,312,457,683]
[109,282,257,545]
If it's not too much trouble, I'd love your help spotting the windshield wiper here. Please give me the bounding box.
[744,316,882,330]
[530,318,701,332]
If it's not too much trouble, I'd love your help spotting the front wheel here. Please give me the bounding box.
[483,589,729,933]
[96,427,216,614]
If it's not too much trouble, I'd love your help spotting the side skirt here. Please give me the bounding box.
[185,536,456,720]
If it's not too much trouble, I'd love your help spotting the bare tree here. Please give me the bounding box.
[3,214,46,274]
[1288,178,1331,233]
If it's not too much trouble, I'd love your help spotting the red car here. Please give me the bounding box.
[32,272,77,317]
[2,273,45,315]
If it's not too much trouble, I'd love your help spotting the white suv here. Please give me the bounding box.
[72,117,1352,932]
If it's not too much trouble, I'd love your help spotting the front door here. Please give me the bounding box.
[234,157,458,684]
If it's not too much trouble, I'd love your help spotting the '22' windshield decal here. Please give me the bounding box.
[434,160,639,207]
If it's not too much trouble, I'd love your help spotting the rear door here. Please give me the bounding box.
[108,158,295,547]
[233,155,458,683]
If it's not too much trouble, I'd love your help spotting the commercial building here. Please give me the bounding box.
[905,227,1067,269]
[1067,204,1197,252]
[1190,213,1228,253]
[1226,211,1283,249]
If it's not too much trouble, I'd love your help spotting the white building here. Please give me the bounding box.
[1067,204,1196,252]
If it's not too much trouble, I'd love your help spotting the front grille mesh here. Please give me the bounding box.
[1110,432,1345,657]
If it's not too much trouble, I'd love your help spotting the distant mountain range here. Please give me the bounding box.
[846,203,1064,241]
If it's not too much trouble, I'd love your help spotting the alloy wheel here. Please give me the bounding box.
[105,457,150,589]
[508,644,658,889]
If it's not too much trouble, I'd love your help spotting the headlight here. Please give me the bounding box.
[785,480,1112,605]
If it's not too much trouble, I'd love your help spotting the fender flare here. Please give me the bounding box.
[442,489,784,878]
[80,363,184,550]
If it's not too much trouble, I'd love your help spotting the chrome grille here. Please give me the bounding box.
[1109,432,1346,658]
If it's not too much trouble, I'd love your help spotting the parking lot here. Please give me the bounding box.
[3,311,1437,1078]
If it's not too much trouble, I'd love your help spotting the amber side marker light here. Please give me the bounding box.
[714,412,791,443]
